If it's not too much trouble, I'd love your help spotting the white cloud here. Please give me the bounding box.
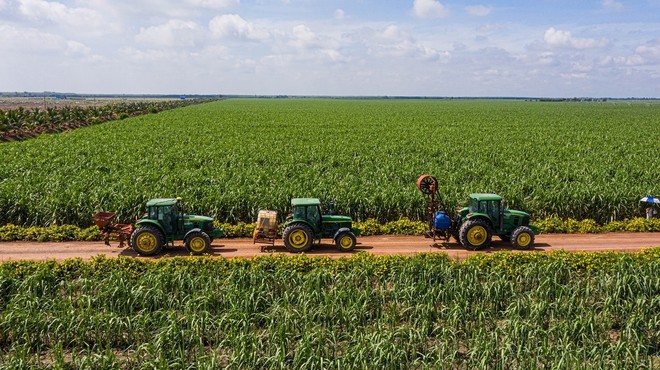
[66,40,91,55]
[612,41,660,65]
[18,0,106,32]
[185,0,239,9]
[136,20,201,47]
[369,25,446,61]
[0,24,65,52]
[0,0,6,11]
[413,0,448,19]
[634,42,660,62]
[209,14,268,40]
[466,5,492,17]
[290,25,317,48]
[602,0,623,11]
[544,27,609,49]
[335,9,346,20]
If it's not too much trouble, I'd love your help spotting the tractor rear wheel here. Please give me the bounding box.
[335,231,356,252]
[511,226,534,249]
[283,224,313,253]
[459,219,492,250]
[185,231,211,255]
[130,225,164,256]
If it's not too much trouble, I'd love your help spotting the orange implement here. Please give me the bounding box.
[93,212,134,248]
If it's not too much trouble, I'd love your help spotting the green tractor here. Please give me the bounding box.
[417,174,539,250]
[281,198,361,253]
[129,198,224,256]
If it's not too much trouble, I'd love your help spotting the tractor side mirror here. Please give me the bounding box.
[329,200,336,215]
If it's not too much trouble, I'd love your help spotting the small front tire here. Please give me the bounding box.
[511,226,534,249]
[335,231,356,252]
[185,231,211,255]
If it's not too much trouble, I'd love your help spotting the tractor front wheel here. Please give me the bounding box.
[511,226,535,249]
[335,231,357,252]
[283,224,313,253]
[130,226,164,256]
[459,219,492,250]
[185,231,211,255]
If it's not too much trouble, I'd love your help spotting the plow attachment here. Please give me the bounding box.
[93,212,134,248]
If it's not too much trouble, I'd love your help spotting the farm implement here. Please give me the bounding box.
[93,212,134,248]
[95,197,223,256]
[417,174,539,250]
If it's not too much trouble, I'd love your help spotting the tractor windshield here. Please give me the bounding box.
[487,200,500,220]
[293,206,306,219]
[148,207,158,219]
[469,198,478,213]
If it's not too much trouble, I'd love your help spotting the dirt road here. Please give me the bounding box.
[1,233,659,261]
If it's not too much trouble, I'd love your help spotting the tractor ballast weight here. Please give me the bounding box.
[417,174,539,250]
[281,198,360,253]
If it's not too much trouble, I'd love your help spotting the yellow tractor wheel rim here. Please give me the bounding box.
[189,236,207,252]
[517,232,531,247]
[136,233,157,252]
[288,229,308,248]
[339,235,353,248]
[467,226,487,246]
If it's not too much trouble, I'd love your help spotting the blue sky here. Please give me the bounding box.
[0,0,658,97]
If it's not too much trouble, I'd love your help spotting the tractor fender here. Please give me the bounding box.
[333,227,353,241]
[464,215,494,229]
[184,228,203,241]
[284,220,316,234]
[528,223,540,235]
[135,219,166,236]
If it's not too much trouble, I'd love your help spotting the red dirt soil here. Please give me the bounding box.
[1,233,659,261]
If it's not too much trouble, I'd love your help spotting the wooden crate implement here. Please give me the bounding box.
[253,210,278,251]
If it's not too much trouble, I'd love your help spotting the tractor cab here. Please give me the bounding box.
[145,198,183,235]
[466,193,504,227]
[288,198,323,233]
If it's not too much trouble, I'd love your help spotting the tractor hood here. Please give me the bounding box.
[322,215,352,223]
[505,210,530,218]
[183,215,214,223]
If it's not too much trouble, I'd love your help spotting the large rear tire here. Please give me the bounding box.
[283,224,313,253]
[459,219,492,250]
[130,225,164,256]
[185,231,211,255]
[511,226,534,249]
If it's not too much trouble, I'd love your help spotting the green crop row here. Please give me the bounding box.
[1,217,658,242]
[0,100,658,226]
[0,251,658,368]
